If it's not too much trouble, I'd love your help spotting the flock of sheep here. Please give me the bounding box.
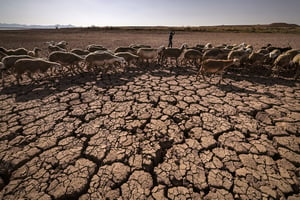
[0,40,300,86]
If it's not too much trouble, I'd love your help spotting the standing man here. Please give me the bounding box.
[168,31,175,48]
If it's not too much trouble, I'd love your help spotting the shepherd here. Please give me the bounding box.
[168,31,175,48]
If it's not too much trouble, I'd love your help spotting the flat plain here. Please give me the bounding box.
[0,28,299,199]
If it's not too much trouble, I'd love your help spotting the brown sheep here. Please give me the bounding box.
[14,58,60,84]
[197,59,240,84]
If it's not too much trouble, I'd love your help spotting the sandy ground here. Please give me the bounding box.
[0,29,300,51]
[0,29,299,199]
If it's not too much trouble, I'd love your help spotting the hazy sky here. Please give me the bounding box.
[0,0,299,26]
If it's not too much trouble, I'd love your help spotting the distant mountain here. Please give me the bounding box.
[0,23,75,30]
[268,22,299,27]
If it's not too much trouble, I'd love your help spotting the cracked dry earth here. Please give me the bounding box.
[0,66,299,200]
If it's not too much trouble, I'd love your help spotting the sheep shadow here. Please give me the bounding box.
[224,72,298,87]
[215,82,277,98]
[0,63,296,103]
[0,64,183,102]
[0,72,98,102]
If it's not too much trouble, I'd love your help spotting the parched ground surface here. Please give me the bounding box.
[0,30,300,199]
[0,65,299,199]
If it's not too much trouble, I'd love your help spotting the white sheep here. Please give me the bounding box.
[269,49,281,59]
[0,47,28,55]
[47,44,66,53]
[48,51,84,75]
[71,48,90,57]
[202,48,230,60]
[137,46,165,65]
[129,44,151,49]
[86,44,107,52]
[248,52,267,65]
[196,59,240,84]
[28,47,42,57]
[160,44,188,66]
[292,54,300,80]
[1,55,34,74]
[227,50,250,66]
[0,51,7,61]
[284,49,300,58]
[1,55,34,86]
[114,46,137,55]
[0,61,4,86]
[85,52,126,73]
[256,49,269,55]
[56,41,68,49]
[178,49,202,66]
[204,43,213,49]
[14,58,60,84]
[272,53,293,73]
[46,41,68,50]
[115,52,139,66]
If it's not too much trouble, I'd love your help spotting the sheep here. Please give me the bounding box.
[0,51,7,61]
[292,54,300,80]
[269,49,281,59]
[188,46,204,53]
[56,41,68,49]
[227,50,250,66]
[85,52,126,73]
[232,42,247,51]
[284,49,300,58]
[0,61,4,85]
[267,46,291,53]
[46,41,68,50]
[178,49,202,66]
[137,46,165,65]
[129,44,151,49]
[114,46,137,55]
[196,59,240,84]
[87,44,107,52]
[256,49,269,55]
[204,43,213,49]
[1,55,34,74]
[262,44,272,49]
[202,48,230,60]
[14,58,60,84]
[0,47,28,55]
[114,52,139,66]
[272,53,293,73]
[48,44,66,53]
[160,43,188,66]
[215,44,227,49]
[71,48,90,57]
[248,52,267,65]
[48,51,84,75]
[28,47,42,57]
[94,49,114,55]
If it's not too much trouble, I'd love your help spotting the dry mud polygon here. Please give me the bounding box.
[0,64,299,199]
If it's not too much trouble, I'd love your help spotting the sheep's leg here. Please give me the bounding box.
[16,74,21,85]
[76,63,84,73]
[294,65,300,80]
[218,73,223,84]
[201,69,207,82]
[27,72,36,84]
[1,70,4,87]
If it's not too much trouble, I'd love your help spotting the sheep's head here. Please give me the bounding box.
[180,43,188,50]
[115,57,126,67]
[205,43,212,49]
[233,58,240,66]
[34,47,42,53]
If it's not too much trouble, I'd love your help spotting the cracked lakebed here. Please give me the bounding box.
[0,66,299,199]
